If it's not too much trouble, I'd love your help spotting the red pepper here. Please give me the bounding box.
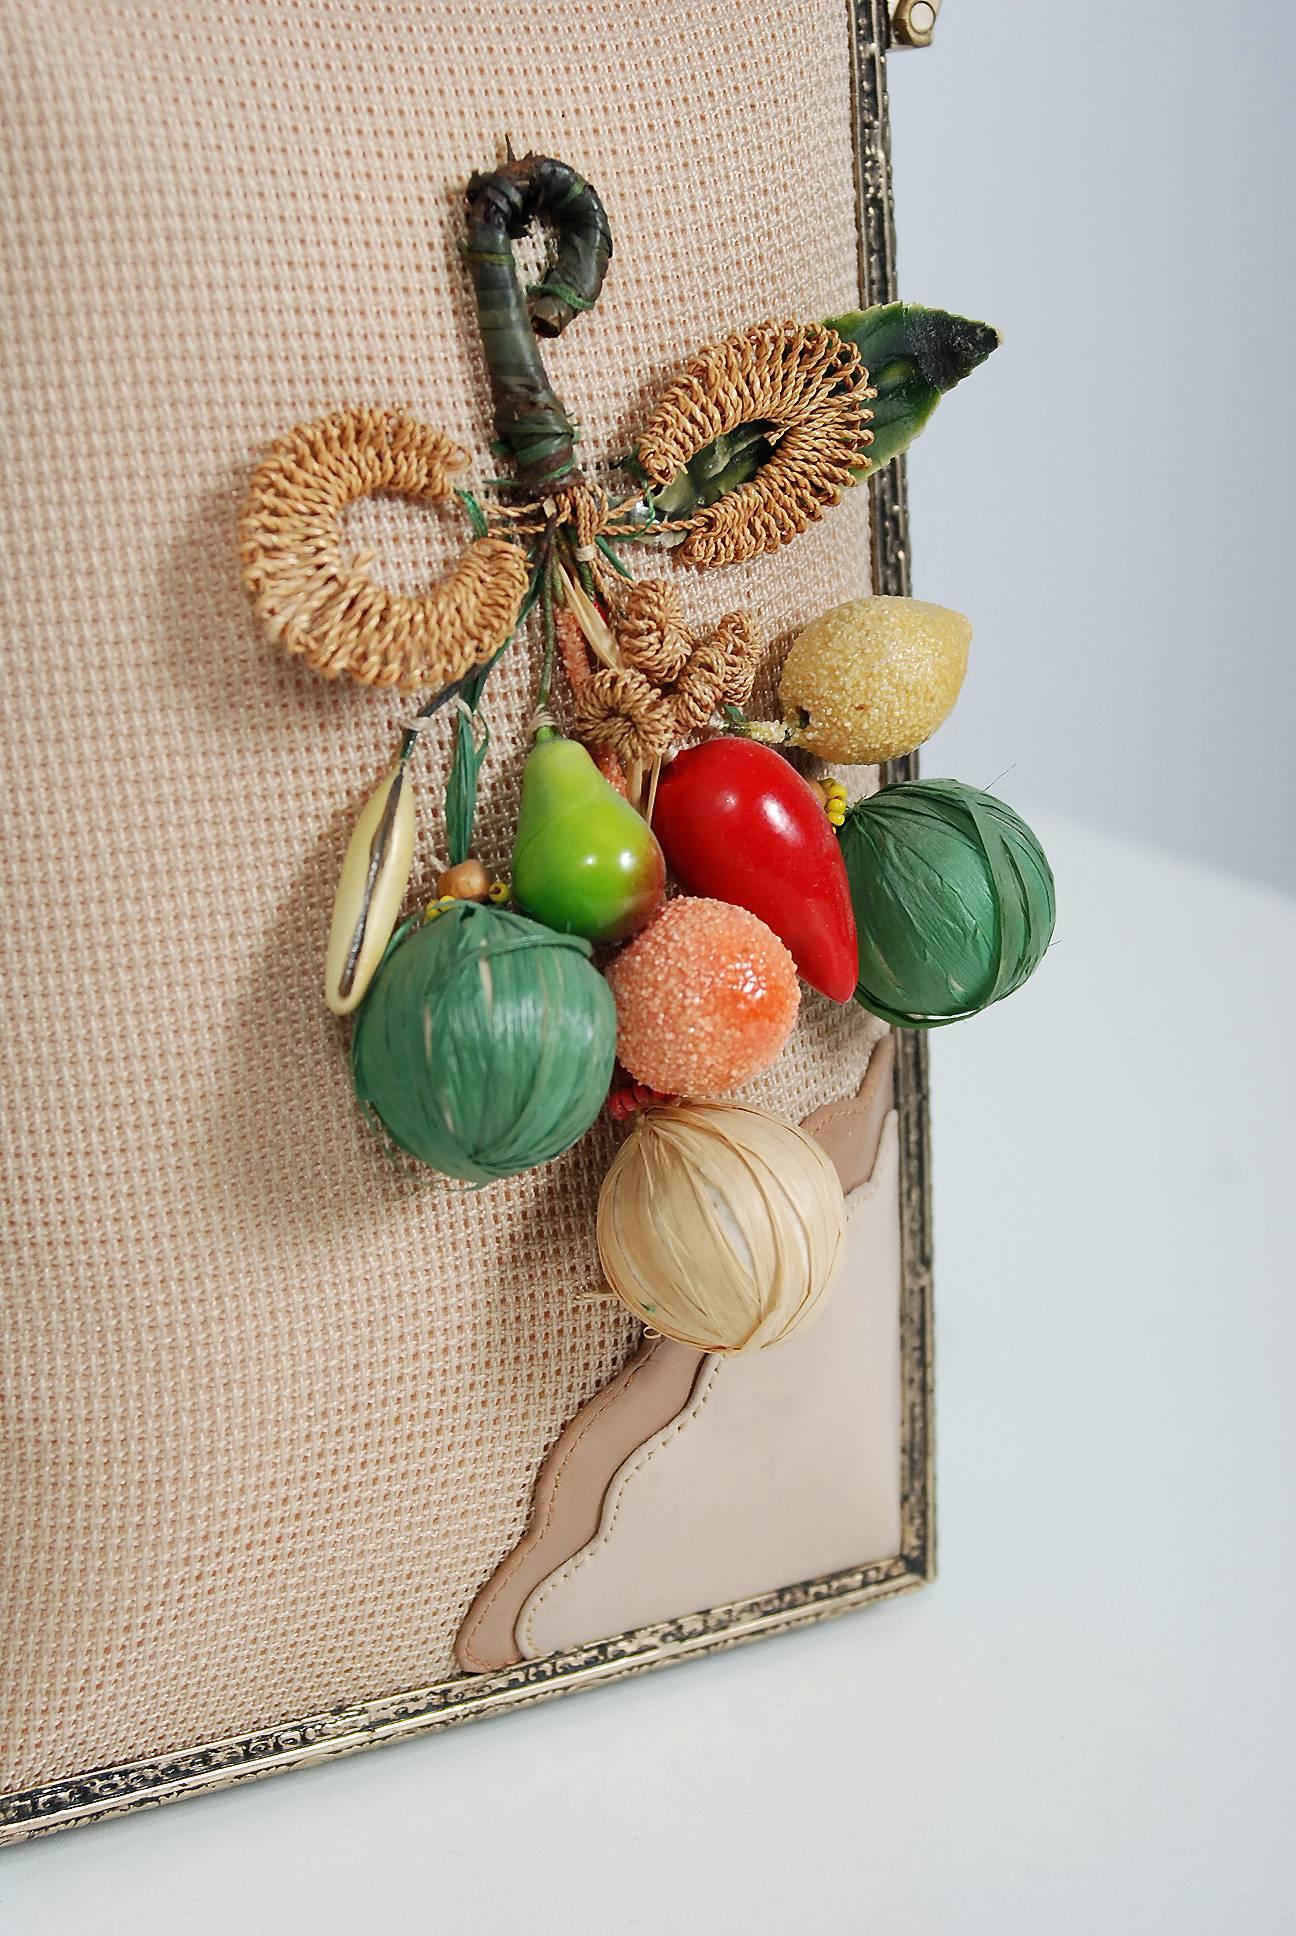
[651,738,859,1003]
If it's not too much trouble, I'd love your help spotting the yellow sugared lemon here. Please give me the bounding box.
[779,594,971,765]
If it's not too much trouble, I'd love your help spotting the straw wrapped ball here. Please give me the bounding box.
[351,901,616,1183]
[597,1100,847,1353]
[605,897,799,1097]
[838,778,1055,1026]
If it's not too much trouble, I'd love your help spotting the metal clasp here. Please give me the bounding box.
[890,0,941,47]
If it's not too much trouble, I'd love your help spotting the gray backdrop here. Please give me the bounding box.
[887,0,1295,894]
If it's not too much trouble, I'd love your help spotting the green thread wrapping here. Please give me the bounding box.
[527,279,594,314]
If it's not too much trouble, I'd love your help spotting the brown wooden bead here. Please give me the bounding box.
[436,859,492,903]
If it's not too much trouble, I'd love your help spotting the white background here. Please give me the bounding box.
[888,0,1296,894]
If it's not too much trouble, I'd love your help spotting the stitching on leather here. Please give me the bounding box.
[472,1078,898,1666]
[519,1355,724,1649]
[805,1048,891,1135]
[802,1062,889,1137]
[807,1091,872,1130]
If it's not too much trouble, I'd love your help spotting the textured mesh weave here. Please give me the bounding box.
[0,0,879,1790]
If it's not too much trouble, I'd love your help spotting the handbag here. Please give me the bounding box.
[0,0,945,1840]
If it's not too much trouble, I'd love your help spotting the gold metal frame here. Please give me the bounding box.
[0,0,933,1845]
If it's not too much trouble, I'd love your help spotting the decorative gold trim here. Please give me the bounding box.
[0,0,934,1844]
[3,1562,922,1842]
[853,0,936,1583]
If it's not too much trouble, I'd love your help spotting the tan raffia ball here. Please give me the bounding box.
[597,1100,847,1354]
[779,594,971,764]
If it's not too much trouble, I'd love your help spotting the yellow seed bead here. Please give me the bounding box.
[779,595,971,764]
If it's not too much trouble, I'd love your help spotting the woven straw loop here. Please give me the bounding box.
[240,407,531,691]
[572,665,677,767]
[613,579,692,682]
[635,320,874,567]
[571,581,759,768]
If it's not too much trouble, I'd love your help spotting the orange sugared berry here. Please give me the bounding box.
[605,897,799,1097]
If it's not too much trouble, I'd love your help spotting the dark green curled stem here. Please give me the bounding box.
[462,154,613,492]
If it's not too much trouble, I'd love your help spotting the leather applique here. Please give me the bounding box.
[801,1026,895,1193]
[517,1109,902,1659]
[455,1335,705,1673]
[454,1032,896,1672]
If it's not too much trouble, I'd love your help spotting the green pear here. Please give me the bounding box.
[512,732,665,942]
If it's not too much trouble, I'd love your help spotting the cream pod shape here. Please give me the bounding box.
[324,764,416,1015]
[597,1100,847,1354]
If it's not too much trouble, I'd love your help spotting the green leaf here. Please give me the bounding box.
[827,302,1000,472]
[444,704,490,869]
[856,360,942,469]
[437,567,542,862]
[645,468,701,522]
[641,424,774,527]
[826,302,1000,394]
[635,302,998,521]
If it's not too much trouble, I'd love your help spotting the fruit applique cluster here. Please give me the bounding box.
[242,152,1054,1353]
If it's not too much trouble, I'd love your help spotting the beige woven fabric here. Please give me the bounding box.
[0,0,878,1790]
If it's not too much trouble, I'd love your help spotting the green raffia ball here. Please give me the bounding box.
[351,901,617,1184]
[838,779,1056,1027]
